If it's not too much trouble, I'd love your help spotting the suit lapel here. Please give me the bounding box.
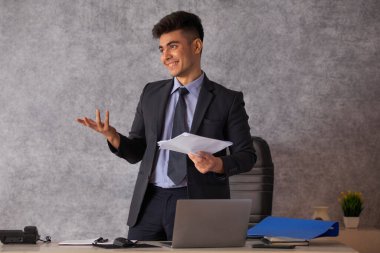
[154,79,174,139]
[190,75,215,134]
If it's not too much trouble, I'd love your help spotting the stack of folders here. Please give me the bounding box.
[261,236,309,247]
[249,217,339,249]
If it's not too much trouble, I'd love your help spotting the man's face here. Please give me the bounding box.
[159,30,200,79]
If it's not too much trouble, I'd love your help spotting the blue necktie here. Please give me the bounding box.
[167,87,189,184]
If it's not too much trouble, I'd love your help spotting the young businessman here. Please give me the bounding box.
[77,11,256,241]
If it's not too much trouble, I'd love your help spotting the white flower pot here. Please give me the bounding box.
[343,216,360,229]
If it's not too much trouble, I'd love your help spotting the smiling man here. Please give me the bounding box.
[77,11,256,241]
[159,29,203,84]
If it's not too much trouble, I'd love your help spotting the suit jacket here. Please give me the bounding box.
[109,75,256,227]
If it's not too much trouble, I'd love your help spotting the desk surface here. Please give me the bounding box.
[326,228,380,253]
[0,239,358,253]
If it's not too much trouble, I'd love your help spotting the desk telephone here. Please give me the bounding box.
[0,226,40,244]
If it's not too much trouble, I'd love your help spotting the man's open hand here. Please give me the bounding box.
[77,109,120,148]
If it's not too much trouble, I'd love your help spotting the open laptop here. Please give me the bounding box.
[163,199,251,248]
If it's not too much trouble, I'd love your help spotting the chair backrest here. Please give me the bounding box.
[229,136,274,227]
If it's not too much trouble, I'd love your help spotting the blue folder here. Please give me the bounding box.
[247,216,339,240]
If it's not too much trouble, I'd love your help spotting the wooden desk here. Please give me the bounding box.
[325,228,380,253]
[0,239,357,253]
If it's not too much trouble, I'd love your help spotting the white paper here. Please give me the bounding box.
[58,238,113,246]
[59,238,98,245]
[158,133,232,154]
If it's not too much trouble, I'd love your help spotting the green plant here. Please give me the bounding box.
[338,191,364,217]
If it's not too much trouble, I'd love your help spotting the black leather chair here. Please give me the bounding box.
[230,136,274,227]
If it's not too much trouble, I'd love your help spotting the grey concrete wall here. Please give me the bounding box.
[0,0,379,241]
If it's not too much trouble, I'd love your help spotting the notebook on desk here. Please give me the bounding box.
[162,199,251,248]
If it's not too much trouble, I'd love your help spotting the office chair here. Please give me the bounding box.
[229,136,274,227]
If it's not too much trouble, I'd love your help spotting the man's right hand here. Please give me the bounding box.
[77,109,120,149]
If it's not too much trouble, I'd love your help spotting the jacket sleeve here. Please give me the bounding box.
[220,92,256,177]
[107,85,148,164]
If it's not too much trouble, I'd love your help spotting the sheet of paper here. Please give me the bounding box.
[59,238,99,245]
[58,238,114,246]
[59,238,137,246]
[158,132,232,154]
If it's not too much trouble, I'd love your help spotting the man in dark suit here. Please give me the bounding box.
[77,11,256,241]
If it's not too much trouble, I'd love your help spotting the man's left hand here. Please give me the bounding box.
[188,152,224,174]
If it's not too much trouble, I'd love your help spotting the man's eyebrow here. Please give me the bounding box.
[167,40,180,46]
[159,40,180,49]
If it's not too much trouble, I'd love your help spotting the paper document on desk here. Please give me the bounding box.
[158,132,233,154]
[58,238,112,246]
[59,238,98,245]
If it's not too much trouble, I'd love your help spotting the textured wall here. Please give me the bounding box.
[0,0,379,241]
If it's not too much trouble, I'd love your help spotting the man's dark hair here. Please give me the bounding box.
[152,11,204,41]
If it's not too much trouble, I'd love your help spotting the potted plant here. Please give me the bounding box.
[338,191,364,228]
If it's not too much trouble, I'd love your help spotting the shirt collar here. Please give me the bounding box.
[171,72,205,96]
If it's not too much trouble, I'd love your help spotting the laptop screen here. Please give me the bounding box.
[169,199,251,248]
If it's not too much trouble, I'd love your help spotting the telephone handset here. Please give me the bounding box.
[0,226,40,244]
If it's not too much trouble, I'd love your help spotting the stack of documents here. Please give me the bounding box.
[158,132,233,154]
[261,236,309,246]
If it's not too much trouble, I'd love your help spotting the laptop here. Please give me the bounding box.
[164,199,251,248]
